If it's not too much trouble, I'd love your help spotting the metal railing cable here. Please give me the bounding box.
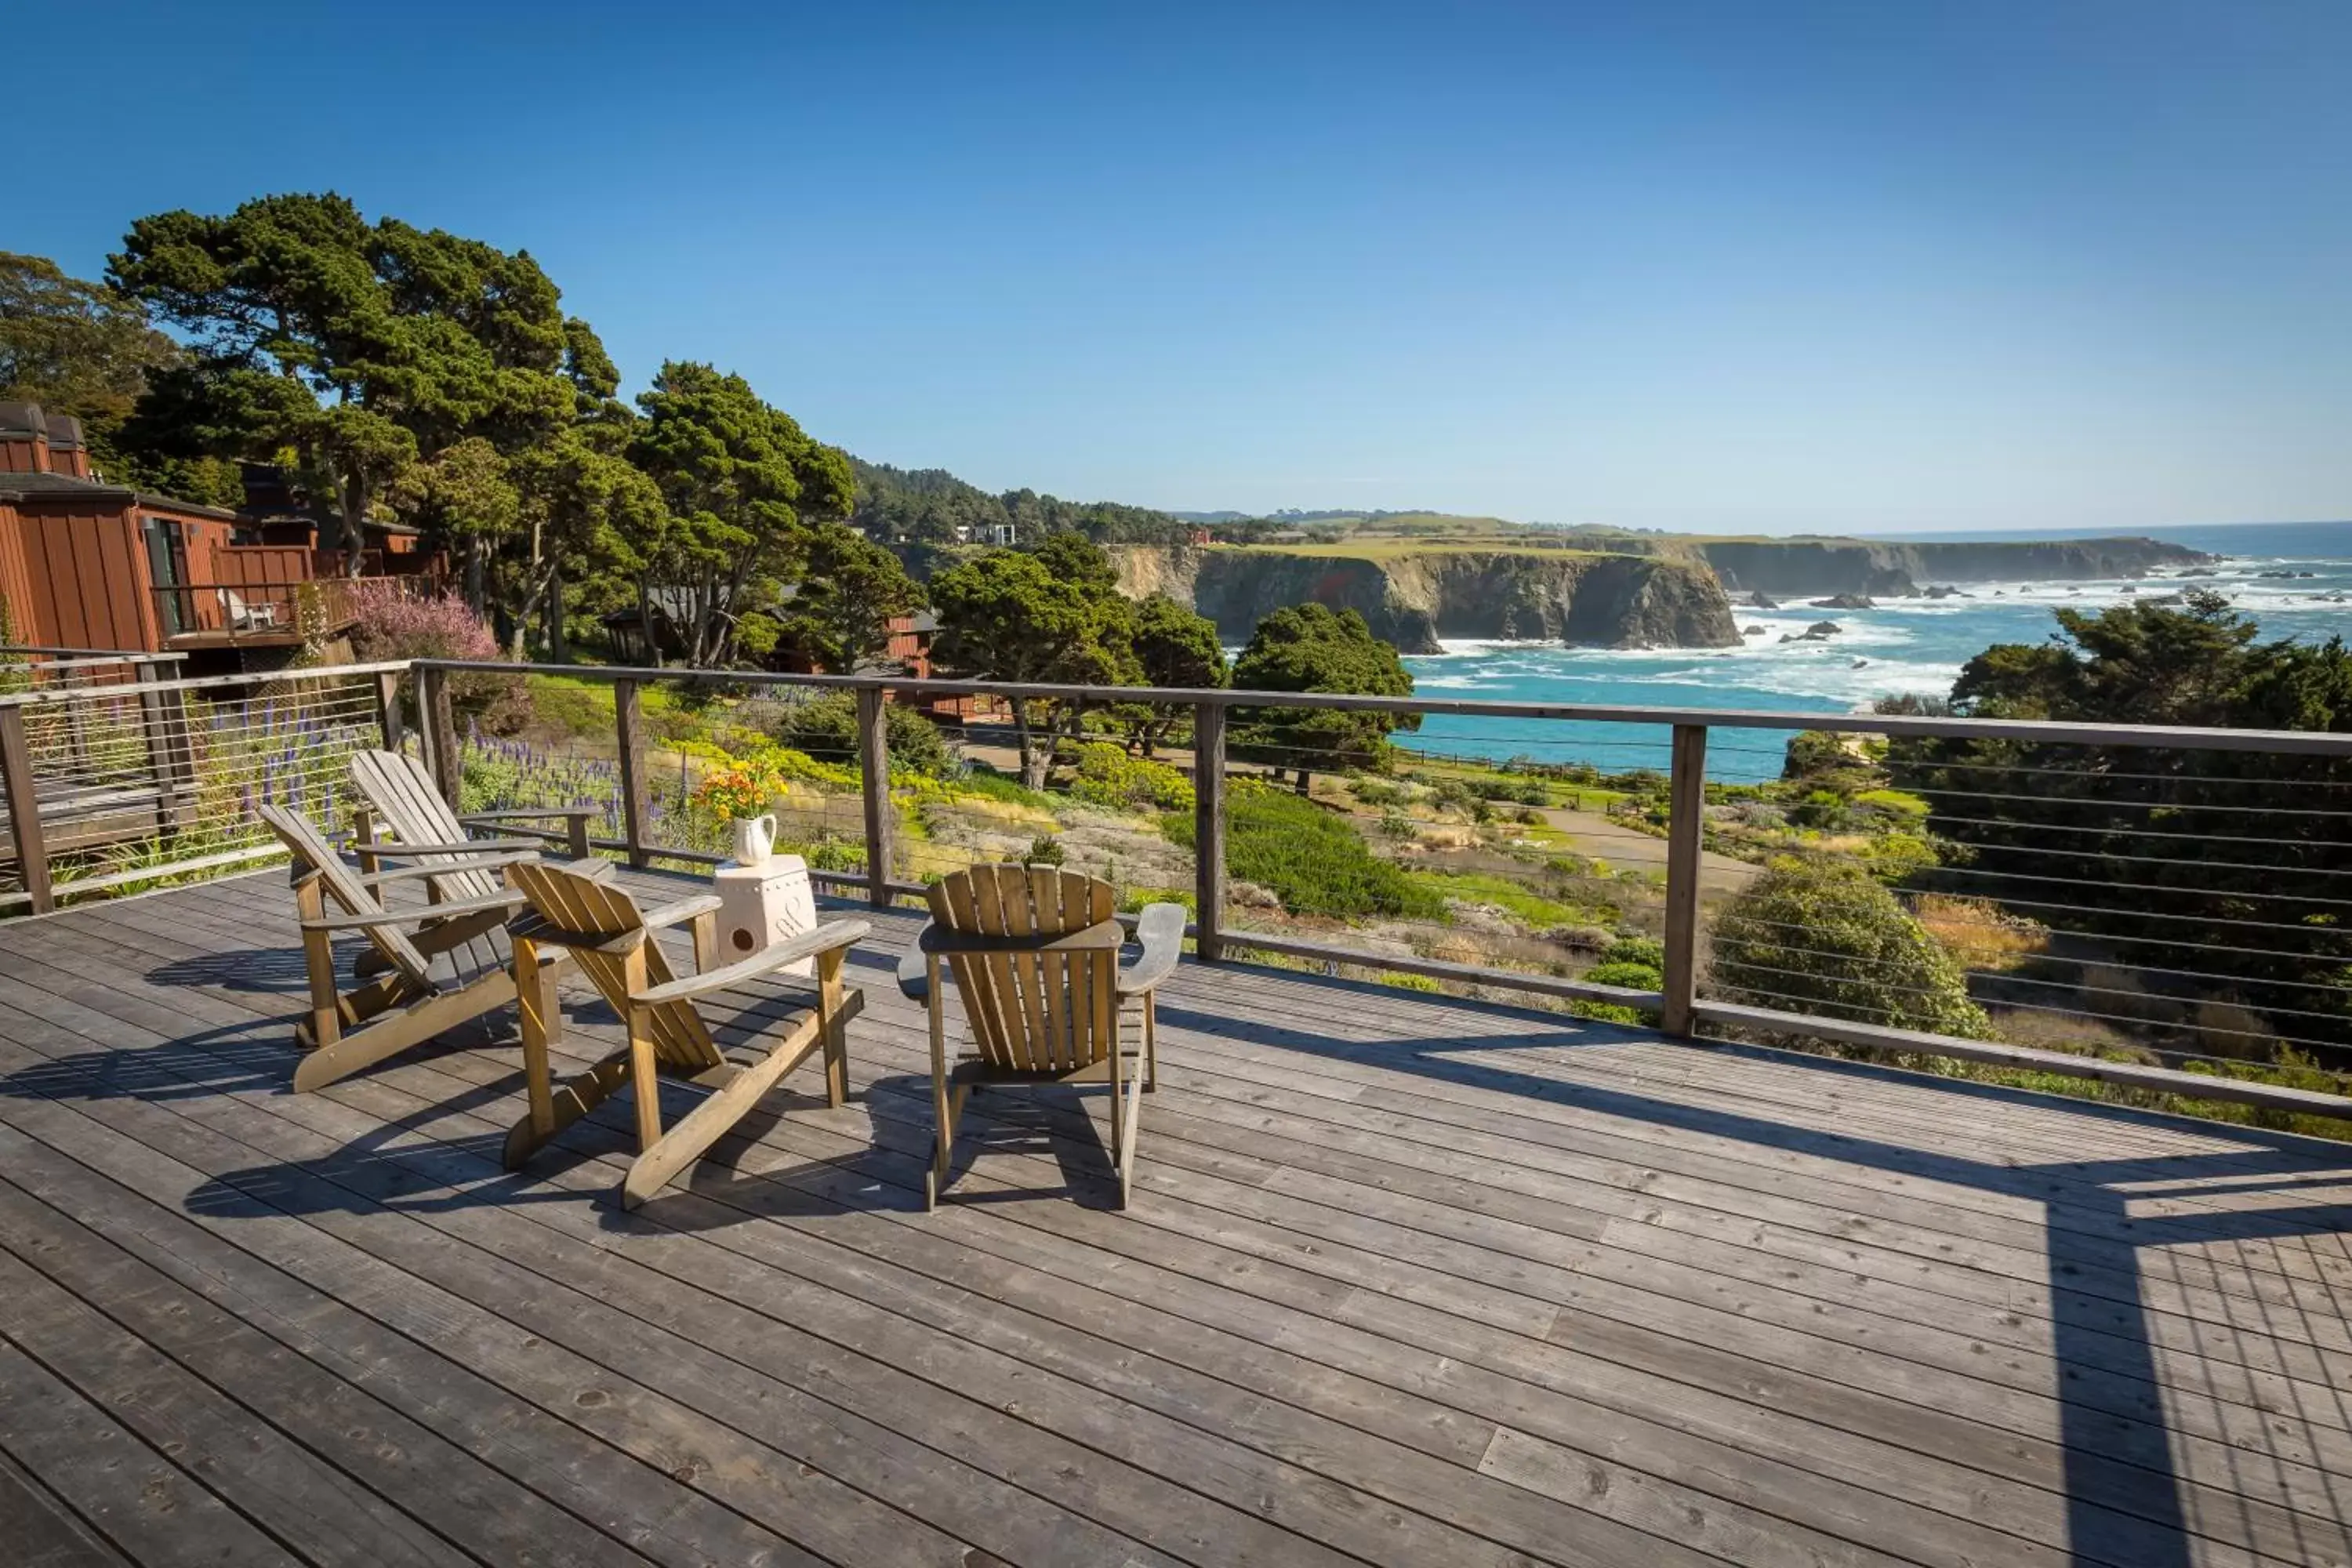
[6,653,2347,1127]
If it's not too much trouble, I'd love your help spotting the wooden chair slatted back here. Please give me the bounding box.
[507,860,720,1073]
[350,750,508,905]
[256,803,436,989]
[929,865,1118,1072]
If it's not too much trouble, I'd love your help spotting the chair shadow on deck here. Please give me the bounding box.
[149,942,342,998]
[1156,965,2352,1568]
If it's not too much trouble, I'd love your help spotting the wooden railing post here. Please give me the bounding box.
[418,664,459,808]
[856,684,895,907]
[0,705,53,914]
[1660,723,1708,1037]
[135,662,196,833]
[1192,700,1226,962]
[373,670,405,753]
[614,678,651,869]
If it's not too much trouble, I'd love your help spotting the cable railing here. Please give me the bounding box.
[5,652,2349,1131]
[0,660,408,910]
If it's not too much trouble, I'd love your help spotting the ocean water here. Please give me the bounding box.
[1397,520,2352,782]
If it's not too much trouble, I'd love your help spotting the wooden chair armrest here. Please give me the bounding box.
[897,941,931,1002]
[365,837,543,858]
[631,920,873,1007]
[299,889,525,932]
[358,855,523,889]
[460,806,600,824]
[638,894,724,932]
[1116,902,1188,996]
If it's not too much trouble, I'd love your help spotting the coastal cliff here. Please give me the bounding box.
[1111,546,1740,653]
[1682,536,2212,597]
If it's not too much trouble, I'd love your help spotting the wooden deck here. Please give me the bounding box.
[1,866,2348,1568]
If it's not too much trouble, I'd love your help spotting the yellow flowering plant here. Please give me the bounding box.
[692,763,780,820]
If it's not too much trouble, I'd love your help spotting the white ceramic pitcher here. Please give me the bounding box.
[728,812,777,868]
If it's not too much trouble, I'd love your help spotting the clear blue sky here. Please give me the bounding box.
[16,1,2350,533]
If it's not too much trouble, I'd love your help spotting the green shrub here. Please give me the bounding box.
[1406,870,1587,930]
[1601,935,1664,968]
[1854,787,1930,822]
[1118,885,1199,916]
[1710,855,1991,1038]
[1023,833,1066,867]
[951,765,1061,811]
[768,692,953,776]
[1165,782,1442,921]
[519,675,613,739]
[1068,740,1194,813]
[1584,960,1664,990]
[677,736,858,792]
[1788,788,1854,830]
[1467,777,1548,806]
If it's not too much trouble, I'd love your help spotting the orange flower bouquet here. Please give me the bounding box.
[693,764,779,820]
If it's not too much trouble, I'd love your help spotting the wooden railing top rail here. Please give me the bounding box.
[4,651,2347,1126]
[0,645,187,667]
[411,655,2352,759]
[0,659,412,709]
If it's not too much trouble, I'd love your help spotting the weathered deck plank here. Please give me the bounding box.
[1,866,2348,1567]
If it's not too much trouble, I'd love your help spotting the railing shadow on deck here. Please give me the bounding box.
[7,893,2348,1563]
[1157,963,2352,1568]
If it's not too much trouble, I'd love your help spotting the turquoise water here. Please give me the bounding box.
[1397,521,2352,782]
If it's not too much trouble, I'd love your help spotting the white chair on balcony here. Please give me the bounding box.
[223,589,278,630]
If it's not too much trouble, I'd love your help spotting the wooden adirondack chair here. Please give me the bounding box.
[501,859,871,1210]
[349,748,603,979]
[896,866,1185,1210]
[258,803,581,1093]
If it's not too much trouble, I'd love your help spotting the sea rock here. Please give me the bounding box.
[1923,584,1971,599]
[1747,591,1780,609]
[1807,620,1842,636]
[1742,624,1766,636]
[1809,593,1875,610]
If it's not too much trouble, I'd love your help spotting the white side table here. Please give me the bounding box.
[713,855,818,978]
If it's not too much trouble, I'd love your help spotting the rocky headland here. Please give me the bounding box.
[1668,535,2213,597]
[1110,546,1741,653]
